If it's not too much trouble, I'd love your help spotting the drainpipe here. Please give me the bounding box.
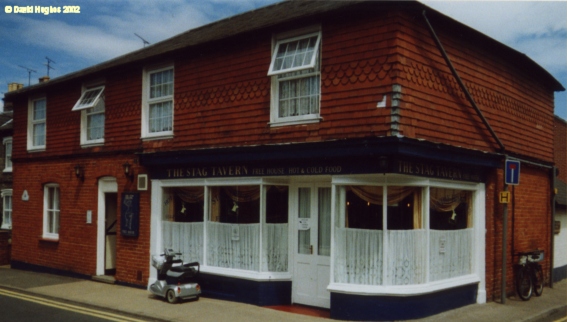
[422,10,505,153]
[550,166,556,288]
[422,9,512,304]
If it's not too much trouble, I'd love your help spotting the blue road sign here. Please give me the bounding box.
[505,160,520,185]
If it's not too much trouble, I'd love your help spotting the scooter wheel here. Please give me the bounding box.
[166,289,179,304]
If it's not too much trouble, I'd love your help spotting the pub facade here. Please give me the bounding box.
[4,1,563,320]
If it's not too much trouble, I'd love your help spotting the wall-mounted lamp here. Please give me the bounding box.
[74,164,84,181]
[123,162,134,181]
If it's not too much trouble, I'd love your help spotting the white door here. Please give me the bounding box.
[293,186,332,308]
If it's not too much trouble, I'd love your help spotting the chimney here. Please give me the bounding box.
[8,83,24,92]
[39,76,50,83]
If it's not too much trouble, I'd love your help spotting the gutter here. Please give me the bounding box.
[422,10,506,153]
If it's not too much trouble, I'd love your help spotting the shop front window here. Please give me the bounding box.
[429,188,473,281]
[334,185,474,287]
[162,187,204,264]
[207,186,261,271]
[263,186,289,272]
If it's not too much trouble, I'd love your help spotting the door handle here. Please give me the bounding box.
[310,245,313,254]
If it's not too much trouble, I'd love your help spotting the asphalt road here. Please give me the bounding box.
[0,288,154,322]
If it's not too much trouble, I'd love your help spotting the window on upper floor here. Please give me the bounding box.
[28,97,46,151]
[268,29,321,127]
[72,85,105,146]
[43,183,60,240]
[142,65,174,139]
[1,189,12,230]
[3,137,12,172]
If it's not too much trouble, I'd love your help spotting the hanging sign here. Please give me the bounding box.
[121,192,139,237]
[298,218,311,230]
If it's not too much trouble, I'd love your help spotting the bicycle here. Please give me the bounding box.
[514,250,544,301]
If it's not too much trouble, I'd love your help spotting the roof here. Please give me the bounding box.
[4,0,564,100]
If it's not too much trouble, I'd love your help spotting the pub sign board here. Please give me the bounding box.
[121,192,139,237]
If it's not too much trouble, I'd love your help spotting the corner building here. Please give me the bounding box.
[4,1,564,320]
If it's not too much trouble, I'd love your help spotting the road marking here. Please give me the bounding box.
[555,317,567,322]
[0,288,148,322]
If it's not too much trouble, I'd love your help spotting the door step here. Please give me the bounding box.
[92,275,115,284]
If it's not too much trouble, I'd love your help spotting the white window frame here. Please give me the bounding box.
[269,28,322,127]
[142,65,174,139]
[74,83,105,147]
[27,97,46,151]
[3,137,12,172]
[72,86,105,111]
[43,183,60,240]
[1,189,12,230]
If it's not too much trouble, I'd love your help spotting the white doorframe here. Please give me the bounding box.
[96,177,117,276]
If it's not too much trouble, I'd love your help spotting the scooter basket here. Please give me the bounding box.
[151,255,166,270]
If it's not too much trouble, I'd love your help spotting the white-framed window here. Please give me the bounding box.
[43,184,60,239]
[73,85,105,146]
[27,97,46,151]
[1,189,12,230]
[142,65,174,139]
[3,137,12,172]
[268,29,321,126]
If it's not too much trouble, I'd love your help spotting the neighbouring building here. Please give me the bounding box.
[3,1,564,320]
[0,84,15,266]
[554,116,567,283]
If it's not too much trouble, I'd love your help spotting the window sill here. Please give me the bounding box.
[328,274,480,296]
[141,134,174,141]
[39,236,59,243]
[81,141,104,148]
[27,147,46,153]
[3,168,12,173]
[269,117,322,128]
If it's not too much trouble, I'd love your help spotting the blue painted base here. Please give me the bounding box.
[330,283,478,321]
[197,273,291,306]
[553,265,567,283]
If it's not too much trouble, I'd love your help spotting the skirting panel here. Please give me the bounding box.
[553,265,567,283]
[197,273,292,306]
[330,283,478,321]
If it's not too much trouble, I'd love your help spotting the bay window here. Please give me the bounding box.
[334,184,475,287]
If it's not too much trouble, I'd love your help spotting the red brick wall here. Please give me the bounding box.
[11,155,150,285]
[484,165,552,301]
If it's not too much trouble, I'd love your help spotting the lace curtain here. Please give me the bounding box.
[429,229,473,281]
[262,223,288,272]
[387,230,427,285]
[334,228,383,285]
[162,221,203,264]
[207,222,260,271]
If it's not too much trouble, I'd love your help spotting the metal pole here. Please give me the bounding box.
[501,184,509,304]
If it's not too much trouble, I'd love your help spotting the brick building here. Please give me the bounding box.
[0,96,14,265]
[3,1,564,320]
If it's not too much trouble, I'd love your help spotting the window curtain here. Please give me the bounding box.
[430,188,471,228]
[347,186,422,228]
[174,187,204,203]
[429,228,473,281]
[318,188,331,256]
[222,186,260,202]
[162,221,204,264]
[207,222,260,271]
[334,228,383,285]
[262,223,288,272]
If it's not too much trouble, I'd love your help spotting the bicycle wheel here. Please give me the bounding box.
[533,265,544,296]
[516,267,533,301]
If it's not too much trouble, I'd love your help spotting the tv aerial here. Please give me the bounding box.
[44,57,56,77]
[18,65,37,86]
[134,33,150,47]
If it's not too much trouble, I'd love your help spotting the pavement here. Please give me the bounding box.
[0,265,565,322]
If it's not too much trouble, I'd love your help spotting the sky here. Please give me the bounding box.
[0,0,566,120]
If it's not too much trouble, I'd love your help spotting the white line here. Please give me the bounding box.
[0,288,148,322]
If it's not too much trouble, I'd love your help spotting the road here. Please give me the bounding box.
[0,288,156,322]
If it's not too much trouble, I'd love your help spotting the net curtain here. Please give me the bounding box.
[348,186,422,228]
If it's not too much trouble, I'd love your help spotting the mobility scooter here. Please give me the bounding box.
[149,249,201,303]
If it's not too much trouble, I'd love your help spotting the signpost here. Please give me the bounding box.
[502,159,520,304]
